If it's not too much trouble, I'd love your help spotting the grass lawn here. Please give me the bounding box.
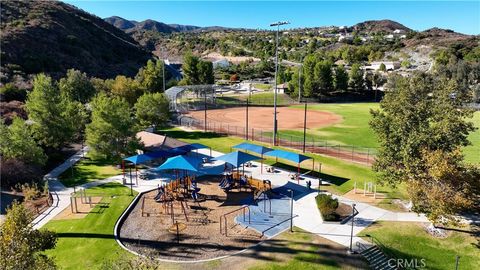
[289,103,380,148]
[159,128,407,202]
[43,183,136,270]
[253,83,272,91]
[58,155,120,187]
[360,221,479,270]
[464,111,480,164]
[216,93,293,106]
[246,228,368,270]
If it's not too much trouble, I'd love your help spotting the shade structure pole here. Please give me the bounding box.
[246,98,249,140]
[135,165,138,186]
[129,166,133,196]
[122,160,125,179]
[261,154,263,173]
[297,163,300,184]
[303,102,307,153]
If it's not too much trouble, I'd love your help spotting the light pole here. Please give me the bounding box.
[348,203,357,254]
[298,61,302,103]
[287,188,294,232]
[270,21,290,146]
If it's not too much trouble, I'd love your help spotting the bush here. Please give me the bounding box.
[315,194,339,221]
[16,182,42,201]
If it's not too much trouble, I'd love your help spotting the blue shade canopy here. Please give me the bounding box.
[123,154,153,165]
[233,142,273,155]
[213,151,261,167]
[155,155,202,172]
[264,149,311,164]
[145,150,175,159]
[171,143,209,153]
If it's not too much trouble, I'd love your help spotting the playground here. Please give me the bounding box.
[119,176,264,261]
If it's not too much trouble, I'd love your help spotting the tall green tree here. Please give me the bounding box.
[25,74,79,149]
[58,69,96,103]
[86,93,139,160]
[134,93,170,129]
[136,59,165,93]
[0,202,57,270]
[111,75,144,105]
[314,60,333,95]
[302,54,318,97]
[334,65,349,91]
[0,118,46,166]
[349,63,364,91]
[197,60,214,84]
[370,73,478,223]
[182,52,200,85]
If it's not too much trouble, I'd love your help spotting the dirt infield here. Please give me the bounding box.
[188,107,342,130]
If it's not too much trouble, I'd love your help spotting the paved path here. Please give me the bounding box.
[32,147,89,229]
[33,144,429,252]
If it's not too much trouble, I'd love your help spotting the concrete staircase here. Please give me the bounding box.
[359,245,398,270]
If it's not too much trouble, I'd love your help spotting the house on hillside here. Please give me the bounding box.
[213,59,230,68]
[276,83,289,94]
[365,61,400,71]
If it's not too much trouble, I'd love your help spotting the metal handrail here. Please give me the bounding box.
[364,234,400,266]
[261,214,298,237]
[220,205,251,236]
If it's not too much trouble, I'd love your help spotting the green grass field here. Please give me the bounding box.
[43,183,135,269]
[287,103,479,164]
[58,155,120,187]
[361,221,479,270]
[464,111,480,164]
[253,83,272,91]
[289,103,379,148]
[216,92,293,106]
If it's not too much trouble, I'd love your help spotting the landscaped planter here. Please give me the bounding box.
[315,194,354,224]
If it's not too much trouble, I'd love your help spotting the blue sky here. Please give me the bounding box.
[65,1,480,34]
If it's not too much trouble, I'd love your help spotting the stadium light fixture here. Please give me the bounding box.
[270,20,290,146]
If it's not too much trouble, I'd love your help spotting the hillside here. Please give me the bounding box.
[104,16,136,30]
[0,0,151,79]
[351,19,411,33]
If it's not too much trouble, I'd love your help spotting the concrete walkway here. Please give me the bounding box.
[32,147,88,228]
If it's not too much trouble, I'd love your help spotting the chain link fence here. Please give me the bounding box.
[176,114,377,165]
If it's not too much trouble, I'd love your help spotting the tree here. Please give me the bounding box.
[111,75,144,105]
[314,60,333,95]
[334,65,349,91]
[378,63,387,72]
[302,54,318,97]
[197,60,214,84]
[349,63,364,91]
[134,93,170,129]
[135,59,165,93]
[370,73,478,224]
[86,93,140,160]
[0,117,46,166]
[25,74,79,149]
[58,69,96,103]
[182,52,200,85]
[0,202,57,270]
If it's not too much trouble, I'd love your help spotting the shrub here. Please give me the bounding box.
[315,194,339,221]
[16,182,42,201]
